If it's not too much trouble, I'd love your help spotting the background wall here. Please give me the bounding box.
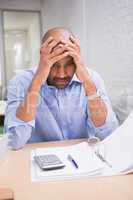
[85,0,133,119]
[0,0,41,10]
[41,0,87,64]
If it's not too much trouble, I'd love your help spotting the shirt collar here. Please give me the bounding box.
[69,73,82,85]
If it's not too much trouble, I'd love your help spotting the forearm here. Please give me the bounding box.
[16,66,49,122]
[83,77,107,127]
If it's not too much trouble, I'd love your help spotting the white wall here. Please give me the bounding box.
[41,0,87,63]
[85,0,133,121]
[86,1,133,91]
[0,0,41,10]
[28,16,41,66]
[0,9,5,90]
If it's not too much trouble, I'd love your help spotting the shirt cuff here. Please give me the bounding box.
[86,100,119,140]
[6,125,33,150]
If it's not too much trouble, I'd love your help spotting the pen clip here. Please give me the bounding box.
[95,151,112,168]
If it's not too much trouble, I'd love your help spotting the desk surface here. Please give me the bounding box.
[0,139,133,200]
[0,188,14,200]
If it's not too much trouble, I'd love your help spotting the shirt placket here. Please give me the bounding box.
[56,90,68,139]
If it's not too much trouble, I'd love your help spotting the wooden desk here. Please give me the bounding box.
[0,139,133,200]
[0,188,14,200]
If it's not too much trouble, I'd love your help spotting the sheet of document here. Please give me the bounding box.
[101,111,133,174]
[31,142,105,181]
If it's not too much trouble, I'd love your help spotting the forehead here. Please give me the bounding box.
[50,30,71,43]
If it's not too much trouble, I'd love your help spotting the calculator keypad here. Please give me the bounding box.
[37,154,62,166]
[34,154,65,170]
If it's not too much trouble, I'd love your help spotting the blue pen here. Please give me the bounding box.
[68,154,79,169]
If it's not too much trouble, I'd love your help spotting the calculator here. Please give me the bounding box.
[34,154,65,170]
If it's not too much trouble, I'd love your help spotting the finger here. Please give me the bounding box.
[41,36,54,48]
[65,43,77,51]
[50,45,67,58]
[66,41,75,47]
[66,40,80,52]
[64,49,78,59]
[40,37,55,53]
[40,40,57,54]
[64,43,80,54]
[47,40,58,53]
[51,51,69,64]
[52,43,64,52]
[60,39,67,44]
[70,36,80,46]
[67,50,83,66]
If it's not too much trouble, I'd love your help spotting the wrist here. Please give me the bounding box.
[35,63,50,85]
[77,65,92,84]
[38,61,51,75]
[30,76,42,91]
[31,70,47,91]
[86,90,101,101]
[83,77,97,96]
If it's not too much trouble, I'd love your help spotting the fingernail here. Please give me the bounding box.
[61,39,66,43]
[58,44,63,47]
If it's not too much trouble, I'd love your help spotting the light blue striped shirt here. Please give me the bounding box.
[4,68,119,149]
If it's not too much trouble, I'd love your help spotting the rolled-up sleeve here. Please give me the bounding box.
[4,76,35,150]
[86,70,119,140]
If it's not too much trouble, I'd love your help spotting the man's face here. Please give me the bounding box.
[47,55,76,89]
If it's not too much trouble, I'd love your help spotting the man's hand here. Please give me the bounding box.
[64,36,107,127]
[63,36,91,83]
[37,36,69,78]
[16,37,69,122]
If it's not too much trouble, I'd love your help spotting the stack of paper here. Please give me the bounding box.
[31,111,133,181]
[101,111,133,175]
[31,142,105,181]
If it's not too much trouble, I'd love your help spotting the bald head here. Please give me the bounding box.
[40,27,77,89]
[42,27,74,44]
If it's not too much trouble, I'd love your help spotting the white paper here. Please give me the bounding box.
[101,111,133,174]
[31,112,133,181]
[31,142,105,181]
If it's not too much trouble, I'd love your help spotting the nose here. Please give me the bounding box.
[57,65,66,78]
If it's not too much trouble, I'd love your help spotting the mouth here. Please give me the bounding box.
[56,80,68,83]
[55,79,70,88]
[54,78,70,84]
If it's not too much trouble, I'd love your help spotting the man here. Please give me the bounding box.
[4,27,118,150]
